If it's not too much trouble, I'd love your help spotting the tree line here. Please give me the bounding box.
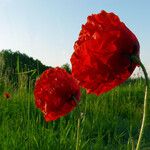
[0,49,71,86]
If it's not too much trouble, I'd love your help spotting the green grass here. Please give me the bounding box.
[0,77,150,150]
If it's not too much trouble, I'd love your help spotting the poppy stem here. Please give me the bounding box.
[72,96,81,150]
[131,56,149,150]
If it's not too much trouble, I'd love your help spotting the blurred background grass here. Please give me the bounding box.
[0,75,150,150]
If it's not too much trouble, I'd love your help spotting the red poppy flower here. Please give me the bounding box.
[34,67,80,121]
[71,10,140,95]
[3,92,11,99]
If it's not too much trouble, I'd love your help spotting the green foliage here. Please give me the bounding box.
[0,49,50,73]
[0,49,50,87]
[0,75,150,150]
[0,79,4,95]
[61,63,71,73]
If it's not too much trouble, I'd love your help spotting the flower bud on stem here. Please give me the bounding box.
[131,55,149,150]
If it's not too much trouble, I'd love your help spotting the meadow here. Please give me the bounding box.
[0,73,150,150]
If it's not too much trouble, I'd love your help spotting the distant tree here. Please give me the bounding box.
[61,63,71,73]
[0,49,51,87]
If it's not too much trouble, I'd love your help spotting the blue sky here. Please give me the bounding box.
[0,0,149,75]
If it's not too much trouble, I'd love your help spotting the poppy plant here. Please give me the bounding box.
[71,10,140,95]
[71,10,149,150]
[34,67,80,121]
[3,92,11,99]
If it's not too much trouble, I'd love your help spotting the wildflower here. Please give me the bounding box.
[3,92,11,99]
[71,10,139,95]
[34,67,80,121]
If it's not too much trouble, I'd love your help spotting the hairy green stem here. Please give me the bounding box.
[131,56,149,150]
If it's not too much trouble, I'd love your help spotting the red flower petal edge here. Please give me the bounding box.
[34,67,81,121]
[71,10,140,95]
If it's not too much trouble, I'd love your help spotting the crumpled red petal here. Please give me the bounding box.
[34,67,80,121]
[71,10,140,95]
